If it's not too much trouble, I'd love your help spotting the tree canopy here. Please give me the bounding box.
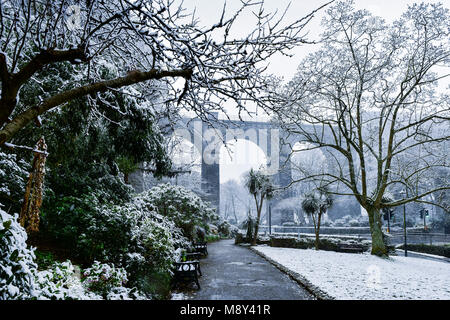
[267,0,450,256]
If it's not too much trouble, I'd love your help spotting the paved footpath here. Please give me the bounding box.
[187,239,314,300]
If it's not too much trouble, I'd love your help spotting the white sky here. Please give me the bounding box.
[220,139,267,184]
[177,0,450,183]
[183,0,449,81]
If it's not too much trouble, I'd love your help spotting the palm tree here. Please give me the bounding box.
[301,187,333,250]
[244,169,274,245]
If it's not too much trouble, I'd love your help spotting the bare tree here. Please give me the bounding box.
[0,0,332,147]
[268,1,450,256]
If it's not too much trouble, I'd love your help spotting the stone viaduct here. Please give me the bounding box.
[130,112,361,225]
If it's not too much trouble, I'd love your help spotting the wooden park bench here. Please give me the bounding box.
[173,261,202,290]
[337,243,365,254]
[193,242,208,256]
[185,252,202,261]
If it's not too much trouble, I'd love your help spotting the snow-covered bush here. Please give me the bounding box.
[135,184,219,240]
[37,260,75,289]
[0,206,95,300]
[217,220,239,238]
[34,259,148,300]
[34,260,101,300]
[82,261,128,298]
[0,203,150,300]
[81,261,147,300]
[0,152,29,213]
[332,215,370,227]
[332,215,355,227]
[39,191,189,297]
[240,215,257,240]
[0,208,38,299]
[115,200,189,297]
[107,286,147,300]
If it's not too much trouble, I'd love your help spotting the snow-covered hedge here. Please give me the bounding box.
[34,260,101,300]
[0,205,148,300]
[100,199,189,262]
[0,151,29,213]
[331,215,369,227]
[1,184,215,299]
[135,184,220,240]
[0,208,38,299]
[80,261,146,299]
[35,259,147,300]
[270,234,372,252]
[0,208,91,300]
[77,197,190,296]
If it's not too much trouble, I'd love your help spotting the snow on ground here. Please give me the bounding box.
[171,292,188,300]
[254,246,450,300]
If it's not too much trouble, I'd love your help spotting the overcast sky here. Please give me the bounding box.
[183,0,449,81]
[178,0,449,184]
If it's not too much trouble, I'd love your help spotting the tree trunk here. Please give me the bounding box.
[231,195,238,224]
[252,222,259,246]
[252,196,264,246]
[315,212,322,250]
[367,206,388,257]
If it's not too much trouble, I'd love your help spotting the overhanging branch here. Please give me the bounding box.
[0,68,193,145]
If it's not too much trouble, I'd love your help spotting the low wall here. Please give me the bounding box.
[234,232,270,245]
[259,226,372,235]
[270,235,372,252]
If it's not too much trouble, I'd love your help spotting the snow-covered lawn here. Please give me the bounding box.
[254,246,450,300]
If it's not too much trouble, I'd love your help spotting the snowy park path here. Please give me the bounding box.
[186,239,314,300]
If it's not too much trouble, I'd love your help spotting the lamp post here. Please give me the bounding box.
[422,209,428,231]
[403,200,407,257]
[400,188,408,257]
[269,203,272,235]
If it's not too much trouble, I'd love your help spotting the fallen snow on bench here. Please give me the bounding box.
[254,246,450,300]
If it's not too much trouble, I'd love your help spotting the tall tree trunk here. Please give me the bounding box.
[367,206,388,257]
[231,195,238,224]
[252,195,264,246]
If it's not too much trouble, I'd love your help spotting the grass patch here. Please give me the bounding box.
[205,234,221,243]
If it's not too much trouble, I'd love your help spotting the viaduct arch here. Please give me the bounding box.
[131,113,361,225]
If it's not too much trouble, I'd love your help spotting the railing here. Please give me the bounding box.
[257,225,450,246]
[258,225,372,236]
[387,232,450,246]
